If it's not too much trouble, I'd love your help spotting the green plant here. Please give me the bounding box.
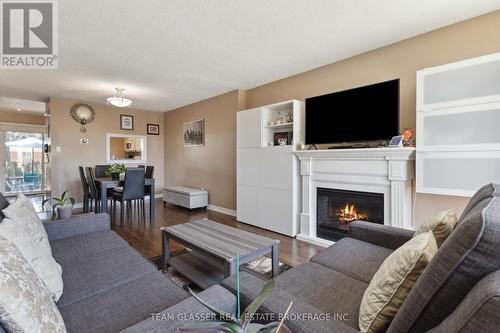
[105,163,126,176]
[179,279,280,333]
[42,190,75,220]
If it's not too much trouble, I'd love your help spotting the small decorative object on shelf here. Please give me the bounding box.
[388,135,404,147]
[274,132,289,146]
[70,102,95,133]
[43,190,75,220]
[106,163,126,180]
[402,127,415,147]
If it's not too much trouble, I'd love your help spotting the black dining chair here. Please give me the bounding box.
[86,167,113,213]
[79,166,91,213]
[112,168,145,223]
[95,165,108,178]
[144,165,154,202]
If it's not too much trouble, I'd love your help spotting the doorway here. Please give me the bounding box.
[0,123,49,212]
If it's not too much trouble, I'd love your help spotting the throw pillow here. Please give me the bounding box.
[0,235,66,333]
[0,193,9,222]
[414,209,457,247]
[359,231,438,333]
[2,193,52,256]
[0,218,63,301]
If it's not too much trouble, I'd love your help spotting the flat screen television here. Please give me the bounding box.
[305,79,399,145]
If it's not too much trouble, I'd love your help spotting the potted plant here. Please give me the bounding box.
[43,190,75,220]
[179,255,292,333]
[106,163,126,180]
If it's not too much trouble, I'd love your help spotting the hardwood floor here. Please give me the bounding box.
[111,199,324,267]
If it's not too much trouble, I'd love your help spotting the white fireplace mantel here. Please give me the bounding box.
[295,147,416,247]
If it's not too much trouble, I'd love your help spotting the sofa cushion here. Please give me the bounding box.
[414,209,457,248]
[275,262,368,329]
[359,232,438,333]
[50,230,128,262]
[0,218,63,301]
[2,193,52,256]
[223,271,360,333]
[388,190,500,333]
[59,272,188,333]
[0,235,66,333]
[310,238,393,283]
[56,245,157,307]
[121,285,236,333]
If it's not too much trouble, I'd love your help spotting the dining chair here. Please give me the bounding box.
[78,166,91,213]
[86,167,113,213]
[112,168,145,224]
[95,165,108,178]
[144,166,155,202]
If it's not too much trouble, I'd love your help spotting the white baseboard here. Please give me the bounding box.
[207,204,236,217]
[296,234,334,248]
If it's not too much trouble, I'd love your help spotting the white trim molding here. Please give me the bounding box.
[207,204,236,217]
[295,147,415,247]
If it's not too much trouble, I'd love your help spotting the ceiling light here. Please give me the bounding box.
[107,88,132,108]
[16,108,21,111]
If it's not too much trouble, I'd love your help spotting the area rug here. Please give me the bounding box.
[150,250,292,291]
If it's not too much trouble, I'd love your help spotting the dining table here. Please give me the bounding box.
[94,177,156,222]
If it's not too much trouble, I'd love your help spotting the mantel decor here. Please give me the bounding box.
[70,102,95,133]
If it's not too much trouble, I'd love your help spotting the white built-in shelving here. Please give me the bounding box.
[416,52,500,197]
[236,100,304,236]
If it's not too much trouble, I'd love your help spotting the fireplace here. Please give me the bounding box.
[317,188,384,242]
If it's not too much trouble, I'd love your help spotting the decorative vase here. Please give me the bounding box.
[57,206,73,219]
[111,172,120,180]
[119,172,125,181]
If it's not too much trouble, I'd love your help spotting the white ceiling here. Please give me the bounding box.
[1,0,499,112]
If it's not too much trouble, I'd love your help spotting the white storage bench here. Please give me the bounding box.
[163,186,208,209]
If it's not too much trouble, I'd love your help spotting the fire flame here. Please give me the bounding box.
[336,203,367,224]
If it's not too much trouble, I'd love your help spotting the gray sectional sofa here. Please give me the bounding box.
[223,183,500,333]
[1,212,237,333]
[2,183,500,332]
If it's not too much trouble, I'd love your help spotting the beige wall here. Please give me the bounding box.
[49,97,164,203]
[164,11,499,224]
[0,109,45,125]
[164,90,245,210]
[243,11,500,225]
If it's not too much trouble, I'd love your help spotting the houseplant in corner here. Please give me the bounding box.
[43,189,75,220]
[106,163,126,180]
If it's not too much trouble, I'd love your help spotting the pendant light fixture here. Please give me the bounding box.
[107,88,132,108]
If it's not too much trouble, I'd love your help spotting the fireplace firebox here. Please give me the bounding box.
[317,188,384,242]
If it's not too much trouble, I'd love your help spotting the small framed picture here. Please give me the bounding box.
[147,124,160,135]
[120,114,134,130]
[389,135,403,147]
[274,132,290,146]
[183,119,205,147]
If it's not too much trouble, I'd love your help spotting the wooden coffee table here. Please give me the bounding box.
[161,218,280,289]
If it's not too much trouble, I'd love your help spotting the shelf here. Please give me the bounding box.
[264,122,293,129]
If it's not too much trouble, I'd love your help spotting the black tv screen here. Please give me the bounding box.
[305,79,399,145]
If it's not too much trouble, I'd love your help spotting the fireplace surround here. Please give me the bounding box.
[295,147,415,246]
[317,188,384,241]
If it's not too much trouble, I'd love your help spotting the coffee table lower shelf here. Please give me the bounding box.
[168,251,226,290]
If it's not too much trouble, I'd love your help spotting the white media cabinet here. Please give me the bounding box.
[236,100,304,236]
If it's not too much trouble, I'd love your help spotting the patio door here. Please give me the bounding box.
[0,123,48,211]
